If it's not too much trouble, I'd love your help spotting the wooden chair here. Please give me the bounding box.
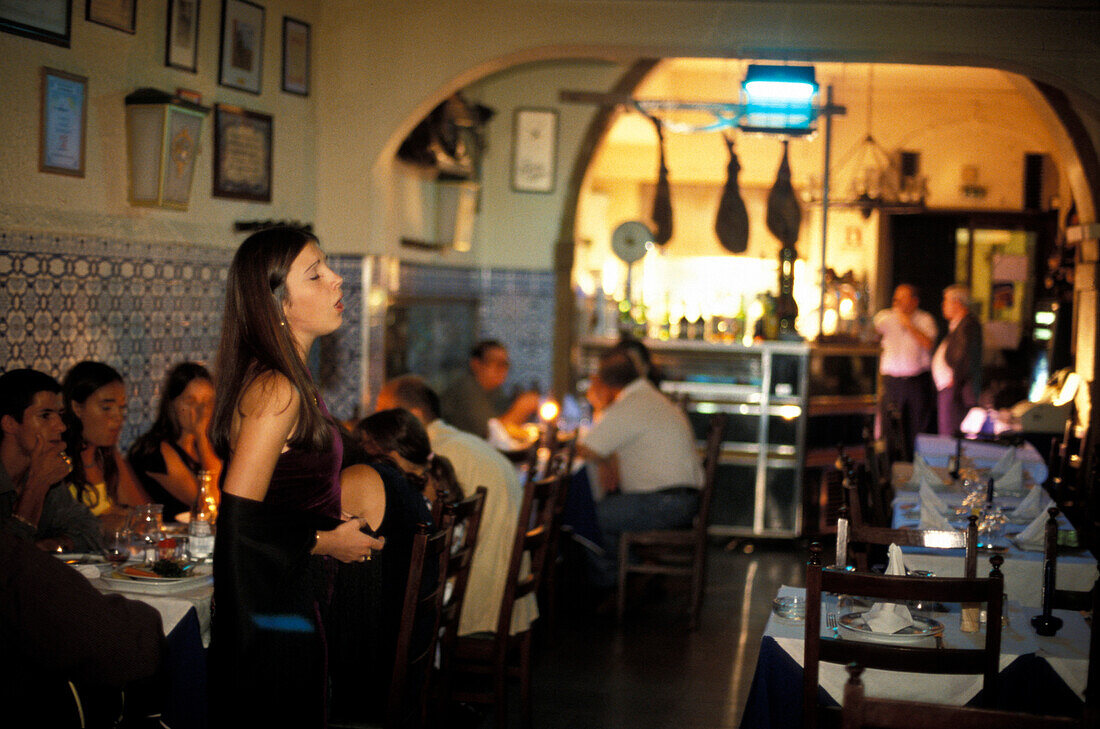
[615,412,727,630]
[331,518,455,729]
[539,435,576,636]
[435,487,487,723]
[803,543,1005,729]
[443,472,563,729]
[840,663,1082,729]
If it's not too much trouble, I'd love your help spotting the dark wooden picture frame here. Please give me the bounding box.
[213,103,272,202]
[86,0,136,33]
[0,0,72,47]
[39,66,88,177]
[281,16,310,96]
[165,0,200,72]
[218,0,264,95]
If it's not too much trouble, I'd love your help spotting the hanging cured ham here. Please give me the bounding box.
[650,115,673,247]
[766,140,802,249]
[715,134,749,253]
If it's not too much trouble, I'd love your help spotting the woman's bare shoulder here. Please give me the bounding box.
[237,370,299,419]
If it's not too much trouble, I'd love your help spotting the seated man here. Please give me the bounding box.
[0,369,103,552]
[0,525,164,726]
[577,347,703,591]
[377,374,537,636]
[439,340,540,443]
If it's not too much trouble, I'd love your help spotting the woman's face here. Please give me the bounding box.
[172,378,214,427]
[281,242,344,346]
[72,380,127,448]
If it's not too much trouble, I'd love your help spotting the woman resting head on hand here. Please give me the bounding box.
[128,361,222,520]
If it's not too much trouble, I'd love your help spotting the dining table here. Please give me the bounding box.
[888,435,1097,609]
[738,584,1091,729]
[90,561,213,729]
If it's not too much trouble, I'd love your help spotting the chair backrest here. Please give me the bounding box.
[840,663,1081,729]
[387,518,454,729]
[489,471,562,650]
[837,515,979,578]
[803,543,1004,729]
[439,486,488,649]
[694,412,728,539]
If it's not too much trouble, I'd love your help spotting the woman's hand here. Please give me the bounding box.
[313,517,385,563]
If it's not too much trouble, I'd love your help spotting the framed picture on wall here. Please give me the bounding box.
[511,108,558,193]
[165,0,200,72]
[218,0,264,94]
[281,16,310,96]
[86,0,136,33]
[213,103,272,201]
[0,0,72,46]
[39,67,88,177]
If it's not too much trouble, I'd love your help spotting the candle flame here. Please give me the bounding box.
[539,400,560,422]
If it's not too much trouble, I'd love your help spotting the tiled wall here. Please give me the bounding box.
[0,228,556,448]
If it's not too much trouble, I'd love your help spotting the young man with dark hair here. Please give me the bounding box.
[0,369,103,552]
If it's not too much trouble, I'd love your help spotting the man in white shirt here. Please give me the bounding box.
[578,347,702,590]
[375,375,537,637]
[873,284,938,460]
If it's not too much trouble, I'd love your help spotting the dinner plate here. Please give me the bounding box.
[838,612,944,644]
[53,552,106,564]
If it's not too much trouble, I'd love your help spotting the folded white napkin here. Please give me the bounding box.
[864,544,913,633]
[72,564,101,580]
[907,454,947,488]
[989,446,1018,480]
[919,501,955,530]
[918,483,948,514]
[486,417,524,450]
[1015,510,1051,549]
[994,460,1025,495]
[1012,484,1054,520]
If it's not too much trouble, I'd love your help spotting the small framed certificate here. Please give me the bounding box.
[511,108,558,194]
[40,67,88,177]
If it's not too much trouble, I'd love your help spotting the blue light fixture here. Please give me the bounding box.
[740,64,819,134]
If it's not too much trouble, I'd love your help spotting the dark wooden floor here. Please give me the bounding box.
[461,538,809,729]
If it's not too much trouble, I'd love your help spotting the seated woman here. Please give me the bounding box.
[62,361,149,528]
[128,362,222,521]
[326,426,437,725]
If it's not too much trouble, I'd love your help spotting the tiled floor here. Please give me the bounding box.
[463,538,810,729]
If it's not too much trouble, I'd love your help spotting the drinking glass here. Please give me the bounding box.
[129,504,165,564]
[104,528,131,565]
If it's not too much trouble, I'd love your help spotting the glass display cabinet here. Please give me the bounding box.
[576,337,879,538]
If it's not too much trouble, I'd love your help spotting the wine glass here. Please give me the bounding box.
[103,529,131,565]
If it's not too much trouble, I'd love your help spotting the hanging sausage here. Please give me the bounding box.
[715,133,749,253]
[766,139,802,249]
[649,115,673,247]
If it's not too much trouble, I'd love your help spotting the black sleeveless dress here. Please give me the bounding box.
[130,441,199,519]
[209,416,342,729]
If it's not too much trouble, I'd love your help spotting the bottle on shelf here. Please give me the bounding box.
[188,470,217,561]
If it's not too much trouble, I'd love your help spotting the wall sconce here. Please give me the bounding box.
[739,64,819,134]
[125,88,209,209]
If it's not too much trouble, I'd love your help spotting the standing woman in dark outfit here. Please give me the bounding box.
[208,226,384,728]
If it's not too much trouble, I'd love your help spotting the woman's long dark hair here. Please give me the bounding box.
[128,362,212,467]
[62,360,124,504]
[353,408,463,503]
[210,226,332,460]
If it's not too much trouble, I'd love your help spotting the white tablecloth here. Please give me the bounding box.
[914,433,1048,484]
[766,585,1089,706]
